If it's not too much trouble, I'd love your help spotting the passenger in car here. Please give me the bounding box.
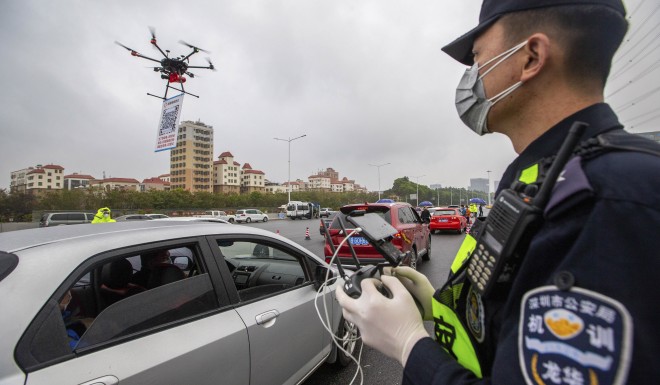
[101,259,146,306]
[130,250,172,288]
[59,291,83,350]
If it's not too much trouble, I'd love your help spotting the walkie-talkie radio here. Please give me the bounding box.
[467,121,588,297]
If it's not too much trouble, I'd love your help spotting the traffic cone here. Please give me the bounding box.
[305,227,311,240]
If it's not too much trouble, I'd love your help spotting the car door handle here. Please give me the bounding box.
[79,375,119,385]
[256,310,280,326]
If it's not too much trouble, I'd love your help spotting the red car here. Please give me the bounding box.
[323,202,431,269]
[429,207,467,234]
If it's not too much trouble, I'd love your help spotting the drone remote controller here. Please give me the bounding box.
[467,121,588,297]
[340,212,424,314]
[343,265,392,299]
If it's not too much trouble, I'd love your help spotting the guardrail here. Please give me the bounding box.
[0,222,39,233]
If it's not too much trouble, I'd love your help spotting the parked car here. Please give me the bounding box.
[429,207,467,234]
[319,212,338,236]
[194,210,235,223]
[319,208,335,218]
[323,202,431,269]
[39,212,96,227]
[145,214,169,219]
[114,214,154,221]
[235,209,268,223]
[0,221,355,384]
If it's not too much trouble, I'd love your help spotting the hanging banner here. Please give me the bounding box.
[155,93,184,152]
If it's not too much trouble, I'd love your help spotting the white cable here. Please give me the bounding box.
[314,228,365,385]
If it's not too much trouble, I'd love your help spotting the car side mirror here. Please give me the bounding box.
[314,265,336,291]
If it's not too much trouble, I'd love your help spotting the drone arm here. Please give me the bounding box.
[134,53,162,63]
[187,65,213,69]
[151,41,169,59]
[181,49,199,62]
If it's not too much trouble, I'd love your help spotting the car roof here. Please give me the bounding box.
[0,221,267,254]
[339,202,410,214]
[155,217,230,224]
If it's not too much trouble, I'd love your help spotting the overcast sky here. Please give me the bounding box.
[1,0,657,193]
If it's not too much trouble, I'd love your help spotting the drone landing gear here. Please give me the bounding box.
[147,82,199,100]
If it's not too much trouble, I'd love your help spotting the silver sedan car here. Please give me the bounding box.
[0,221,356,385]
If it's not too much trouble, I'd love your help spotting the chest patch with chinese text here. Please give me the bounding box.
[519,286,632,385]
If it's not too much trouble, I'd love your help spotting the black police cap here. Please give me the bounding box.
[442,0,626,65]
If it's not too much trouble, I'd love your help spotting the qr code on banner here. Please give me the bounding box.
[159,105,179,135]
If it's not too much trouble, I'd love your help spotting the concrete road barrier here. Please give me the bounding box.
[0,222,39,233]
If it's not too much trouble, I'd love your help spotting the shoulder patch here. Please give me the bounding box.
[545,156,593,215]
[519,286,632,385]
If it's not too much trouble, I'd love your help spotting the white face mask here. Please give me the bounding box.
[103,213,109,218]
[454,41,527,135]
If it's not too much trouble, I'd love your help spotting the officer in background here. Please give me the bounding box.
[91,207,116,223]
[336,0,660,384]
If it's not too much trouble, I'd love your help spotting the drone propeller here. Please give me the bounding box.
[148,26,157,40]
[206,58,217,71]
[115,41,138,53]
[179,40,209,53]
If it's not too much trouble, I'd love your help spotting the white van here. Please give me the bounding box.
[286,201,318,220]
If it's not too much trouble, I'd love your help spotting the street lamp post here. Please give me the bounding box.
[368,162,391,201]
[274,134,307,204]
[487,170,492,206]
[410,175,425,207]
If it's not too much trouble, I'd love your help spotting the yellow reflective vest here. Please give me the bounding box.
[431,163,541,377]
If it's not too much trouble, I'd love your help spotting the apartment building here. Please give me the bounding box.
[140,177,171,192]
[213,152,241,194]
[64,173,96,190]
[89,178,141,191]
[308,174,331,191]
[170,120,214,192]
[10,164,65,194]
[241,163,265,194]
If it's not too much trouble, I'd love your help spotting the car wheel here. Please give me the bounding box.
[336,316,361,367]
[422,236,431,261]
[229,218,234,223]
[263,216,268,222]
[246,218,252,223]
[408,249,418,270]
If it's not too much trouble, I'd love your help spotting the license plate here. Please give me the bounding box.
[440,219,448,222]
[349,236,369,245]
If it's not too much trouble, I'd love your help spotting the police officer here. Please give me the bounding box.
[336,0,660,384]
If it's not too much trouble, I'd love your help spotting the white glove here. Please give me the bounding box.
[335,276,429,367]
[391,266,436,321]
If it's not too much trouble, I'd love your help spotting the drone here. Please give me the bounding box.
[116,27,216,99]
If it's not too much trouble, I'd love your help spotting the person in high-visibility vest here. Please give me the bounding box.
[336,0,660,383]
[91,207,116,223]
[468,203,478,218]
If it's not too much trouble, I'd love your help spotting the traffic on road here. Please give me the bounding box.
[0,206,485,385]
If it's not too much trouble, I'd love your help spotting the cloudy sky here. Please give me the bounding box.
[1,0,657,193]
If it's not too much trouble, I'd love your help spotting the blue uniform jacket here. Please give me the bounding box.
[404,103,660,384]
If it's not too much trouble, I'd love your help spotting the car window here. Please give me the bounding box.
[16,244,219,370]
[69,213,85,221]
[398,208,412,224]
[434,210,457,216]
[51,214,66,221]
[216,240,308,302]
